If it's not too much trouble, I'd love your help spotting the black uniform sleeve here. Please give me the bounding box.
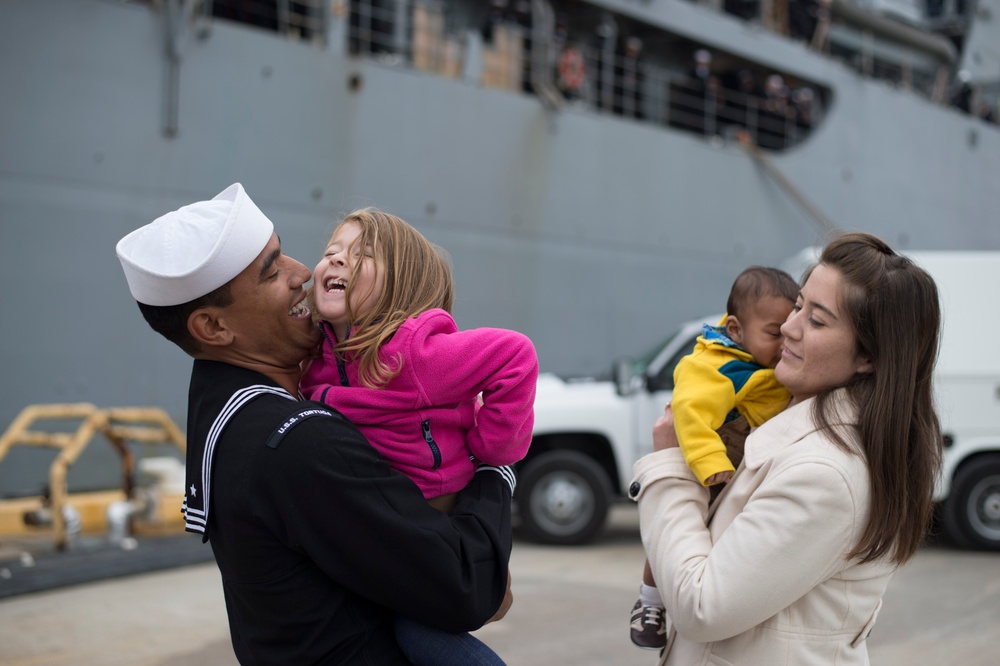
[257,407,513,632]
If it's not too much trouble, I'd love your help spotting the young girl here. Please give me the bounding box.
[300,207,538,665]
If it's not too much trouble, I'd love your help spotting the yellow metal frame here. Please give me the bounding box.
[0,404,187,550]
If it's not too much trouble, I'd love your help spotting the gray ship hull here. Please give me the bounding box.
[1,0,997,493]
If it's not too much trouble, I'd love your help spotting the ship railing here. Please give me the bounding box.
[203,2,979,146]
[196,1,847,149]
[198,1,967,105]
[200,0,330,43]
[662,77,820,151]
[816,0,956,99]
[333,0,821,150]
[191,0,820,148]
[0,404,188,551]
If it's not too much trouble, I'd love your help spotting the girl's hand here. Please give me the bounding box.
[486,569,513,624]
[705,470,734,486]
[652,403,681,452]
[300,354,316,375]
[299,339,323,374]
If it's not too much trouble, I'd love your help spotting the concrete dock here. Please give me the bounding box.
[1,505,998,665]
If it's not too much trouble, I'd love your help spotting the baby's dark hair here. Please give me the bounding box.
[727,266,799,320]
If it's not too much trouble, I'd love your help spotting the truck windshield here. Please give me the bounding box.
[631,332,679,375]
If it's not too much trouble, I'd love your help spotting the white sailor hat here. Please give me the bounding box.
[116,183,274,306]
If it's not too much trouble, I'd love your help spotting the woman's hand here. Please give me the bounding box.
[653,403,681,451]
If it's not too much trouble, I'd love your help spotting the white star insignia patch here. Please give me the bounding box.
[190,484,197,498]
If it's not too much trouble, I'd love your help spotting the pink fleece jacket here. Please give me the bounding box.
[300,309,538,499]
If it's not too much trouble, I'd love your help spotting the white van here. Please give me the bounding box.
[519,249,1000,550]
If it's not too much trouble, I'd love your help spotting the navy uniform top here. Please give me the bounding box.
[183,360,514,665]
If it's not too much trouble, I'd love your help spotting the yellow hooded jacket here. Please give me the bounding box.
[672,323,791,485]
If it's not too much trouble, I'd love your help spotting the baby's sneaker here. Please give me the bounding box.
[629,599,666,649]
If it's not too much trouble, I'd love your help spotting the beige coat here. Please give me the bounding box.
[631,392,895,665]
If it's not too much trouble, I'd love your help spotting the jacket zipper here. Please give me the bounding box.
[320,322,350,387]
[421,420,442,469]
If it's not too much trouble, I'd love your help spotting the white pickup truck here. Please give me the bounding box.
[516,251,1000,551]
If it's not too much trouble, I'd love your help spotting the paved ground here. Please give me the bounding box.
[1,505,998,665]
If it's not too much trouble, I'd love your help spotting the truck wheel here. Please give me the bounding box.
[942,454,1000,551]
[516,450,612,545]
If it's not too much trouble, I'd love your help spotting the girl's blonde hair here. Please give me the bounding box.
[329,207,453,388]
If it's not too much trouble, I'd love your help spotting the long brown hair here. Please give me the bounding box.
[811,233,942,564]
[328,207,453,388]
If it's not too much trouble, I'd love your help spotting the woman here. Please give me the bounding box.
[630,232,942,665]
